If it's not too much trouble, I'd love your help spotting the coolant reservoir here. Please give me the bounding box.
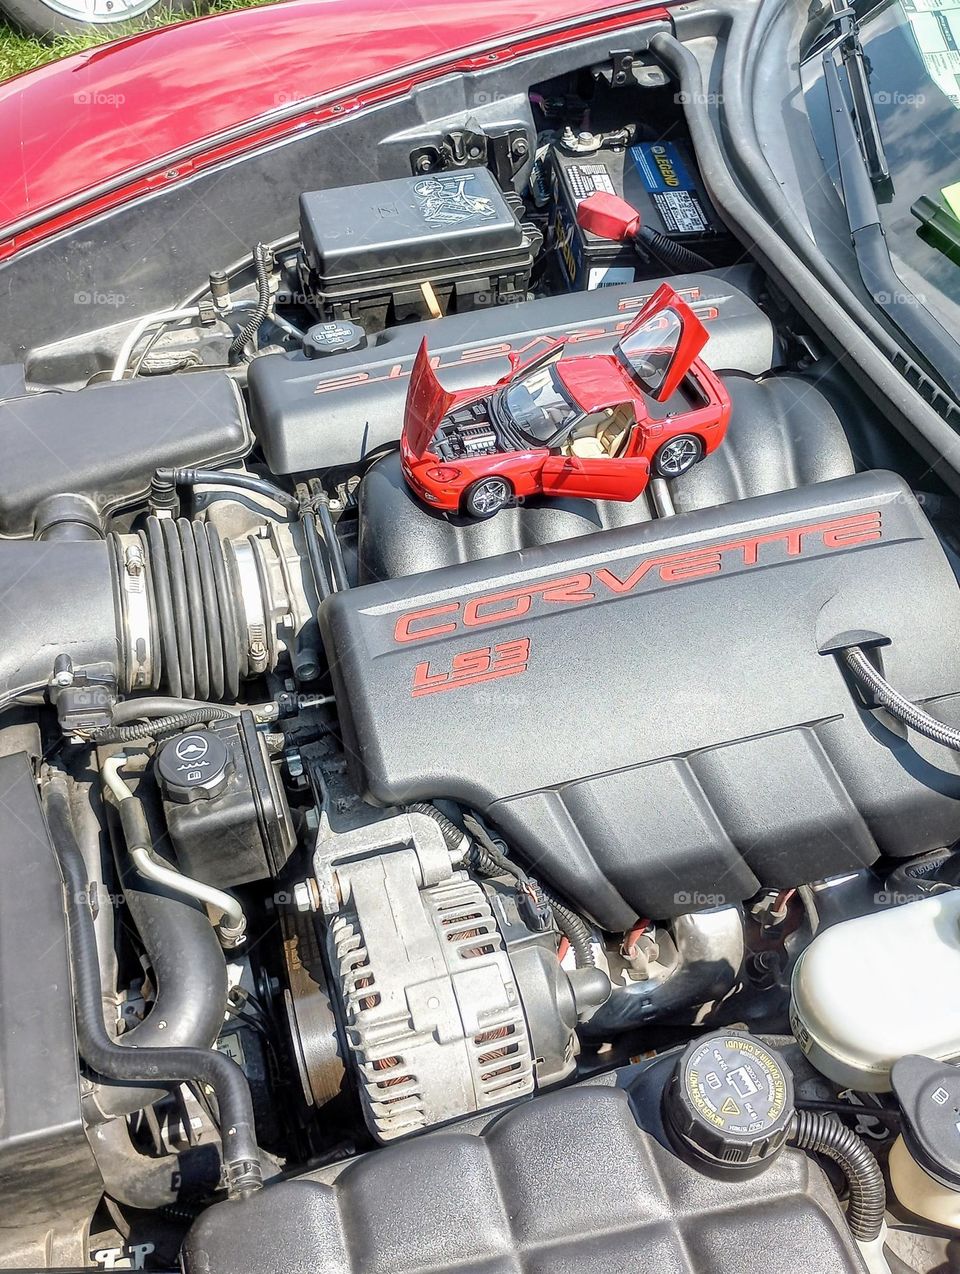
[790,891,960,1091]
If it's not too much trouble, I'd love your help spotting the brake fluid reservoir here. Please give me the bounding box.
[889,1055,960,1230]
[790,891,960,1091]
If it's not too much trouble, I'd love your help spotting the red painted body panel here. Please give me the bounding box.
[0,0,670,259]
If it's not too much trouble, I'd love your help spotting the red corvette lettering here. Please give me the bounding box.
[462,572,595,628]
[394,511,883,646]
[411,639,531,697]
[394,602,459,644]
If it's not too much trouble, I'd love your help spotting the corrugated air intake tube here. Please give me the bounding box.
[109,517,250,700]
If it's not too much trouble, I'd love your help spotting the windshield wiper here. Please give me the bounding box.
[822,29,960,402]
[823,0,890,188]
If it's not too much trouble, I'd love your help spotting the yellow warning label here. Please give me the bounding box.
[720,1097,741,1117]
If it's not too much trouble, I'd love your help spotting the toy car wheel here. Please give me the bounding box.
[653,434,704,478]
[462,477,512,519]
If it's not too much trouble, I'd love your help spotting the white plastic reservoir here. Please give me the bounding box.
[790,891,960,1091]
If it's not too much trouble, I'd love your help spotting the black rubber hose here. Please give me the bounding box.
[83,705,235,744]
[47,774,229,1071]
[228,243,271,363]
[300,508,333,603]
[789,1109,885,1242]
[843,645,960,751]
[45,777,261,1197]
[167,466,299,514]
[313,489,350,592]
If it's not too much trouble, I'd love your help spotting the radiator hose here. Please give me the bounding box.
[789,1108,885,1242]
[45,774,262,1198]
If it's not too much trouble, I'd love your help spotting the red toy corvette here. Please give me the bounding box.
[400,282,731,518]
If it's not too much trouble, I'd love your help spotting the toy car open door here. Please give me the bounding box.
[401,339,456,460]
[615,283,709,403]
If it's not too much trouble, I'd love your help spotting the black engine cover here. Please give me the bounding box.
[321,471,960,929]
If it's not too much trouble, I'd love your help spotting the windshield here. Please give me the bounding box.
[802,0,960,323]
[499,362,579,442]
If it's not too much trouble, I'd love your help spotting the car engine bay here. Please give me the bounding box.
[5,27,960,1274]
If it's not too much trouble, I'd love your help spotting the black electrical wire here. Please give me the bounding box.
[637,225,712,272]
[789,1109,885,1242]
[83,705,235,744]
[461,811,598,969]
[110,697,242,723]
[409,802,466,851]
[228,243,271,363]
[46,777,262,1198]
[843,645,960,751]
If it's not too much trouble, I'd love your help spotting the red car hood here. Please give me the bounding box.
[0,0,669,254]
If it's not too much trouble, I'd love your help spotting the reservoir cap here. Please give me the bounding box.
[157,730,231,803]
[891,1055,960,1189]
[665,1032,794,1176]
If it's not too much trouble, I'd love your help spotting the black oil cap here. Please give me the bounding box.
[157,730,231,803]
[302,321,367,359]
[664,1032,794,1177]
[891,1055,960,1189]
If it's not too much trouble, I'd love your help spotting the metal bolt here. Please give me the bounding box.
[415,155,433,174]
[124,544,144,577]
[293,880,318,913]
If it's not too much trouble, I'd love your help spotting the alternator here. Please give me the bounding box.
[306,809,601,1141]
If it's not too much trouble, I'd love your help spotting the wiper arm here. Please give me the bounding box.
[823,0,890,188]
[823,46,960,402]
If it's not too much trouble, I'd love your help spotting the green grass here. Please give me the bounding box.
[0,0,275,81]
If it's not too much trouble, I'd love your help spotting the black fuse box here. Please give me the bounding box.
[551,138,733,289]
[298,168,541,329]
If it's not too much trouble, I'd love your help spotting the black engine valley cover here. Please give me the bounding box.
[320,472,960,929]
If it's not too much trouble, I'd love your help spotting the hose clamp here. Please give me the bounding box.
[115,534,154,691]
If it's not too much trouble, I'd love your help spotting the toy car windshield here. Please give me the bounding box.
[497,358,579,444]
[617,308,683,394]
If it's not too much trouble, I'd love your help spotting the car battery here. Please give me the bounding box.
[551,138,731,289]
[298,167,542,330]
